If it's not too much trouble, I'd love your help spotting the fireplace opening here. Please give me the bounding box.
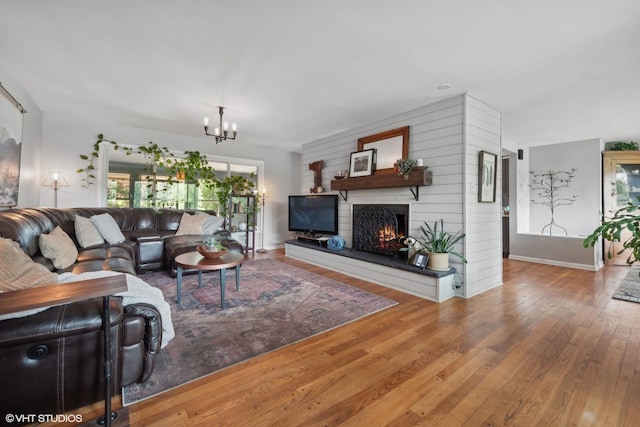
[352,204,409,258]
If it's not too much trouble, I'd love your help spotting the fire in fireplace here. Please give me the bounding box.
[352,204,409,257]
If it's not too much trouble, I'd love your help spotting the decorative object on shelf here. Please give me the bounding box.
[349,149,375,177]
[41,172,70,208]
[203,106,237,144]
[606,141,639,151]
[358,126,409,175]
[478,150,498,202]
[327,235,345,250]
[583,197,640,265]
[0,81,26,208]
[198,238,228,258]
[330,167,432,202]
[216,174,259,223]
[409,252,429,269]
[401,219,467,271]
[529,169,578,236]
[334,170,348,180]
[257,188,270,254]
[309,160,324,193]
[394,158,418,179]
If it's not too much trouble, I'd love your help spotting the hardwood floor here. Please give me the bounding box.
[69,251,640,426]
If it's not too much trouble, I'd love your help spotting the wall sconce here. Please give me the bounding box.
[41,172,70,207]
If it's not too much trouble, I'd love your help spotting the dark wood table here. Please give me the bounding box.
[174,251,243,308]
[0,275,128,427]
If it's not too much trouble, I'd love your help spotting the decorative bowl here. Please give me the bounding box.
[197,245,228,259]
[334,175,346,180]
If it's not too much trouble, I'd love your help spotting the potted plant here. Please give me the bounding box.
[402,219,467,270]
[583,198,640,264]
[198,238,228,259]
[394,158,418,179]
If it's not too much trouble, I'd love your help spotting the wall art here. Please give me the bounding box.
[0,83,25,207]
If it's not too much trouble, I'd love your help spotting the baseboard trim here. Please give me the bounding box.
[508,255,601,271]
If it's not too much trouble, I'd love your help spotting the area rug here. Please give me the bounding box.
[613,266,640,303]
[122,259,397,405]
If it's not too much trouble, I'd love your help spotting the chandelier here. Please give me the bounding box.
[203,106,237,144]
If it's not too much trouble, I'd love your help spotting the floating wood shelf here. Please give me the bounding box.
[330,167,432,201]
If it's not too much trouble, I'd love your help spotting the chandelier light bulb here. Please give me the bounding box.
[232,123,237,132]
[214,127,220,136]
[223,122,229,131]
[203,117,209,126]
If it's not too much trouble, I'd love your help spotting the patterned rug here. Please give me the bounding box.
[613,266,640,303]
[122,259,397,405]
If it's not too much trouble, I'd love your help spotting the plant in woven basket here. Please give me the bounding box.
[394,158,417,179]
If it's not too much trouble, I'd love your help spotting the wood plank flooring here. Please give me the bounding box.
[64,251,640,426]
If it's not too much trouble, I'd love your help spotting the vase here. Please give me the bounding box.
[427,252,450,271]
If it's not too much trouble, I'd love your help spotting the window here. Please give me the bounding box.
[107,158,260,214]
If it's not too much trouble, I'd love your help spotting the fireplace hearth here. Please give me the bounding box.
[352,204,409,258]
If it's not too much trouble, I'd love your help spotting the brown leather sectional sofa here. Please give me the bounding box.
[0,207,242,416]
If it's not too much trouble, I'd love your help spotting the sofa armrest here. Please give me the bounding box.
[123,302,163,383]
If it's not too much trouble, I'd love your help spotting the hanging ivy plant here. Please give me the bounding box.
[77,134,260,212]
[77,134,218,190]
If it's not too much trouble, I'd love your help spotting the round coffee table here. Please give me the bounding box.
[174,251,244,308]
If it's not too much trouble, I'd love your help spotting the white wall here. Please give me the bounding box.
[0,60,44,208]
[463,95,503,298]
[39,113,300,249]
[528,138,603,236]
[301,94,504,298]
[508,138,604,270]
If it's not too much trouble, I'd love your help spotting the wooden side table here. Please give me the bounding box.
[174,251,243,308]
[0,275,128,427]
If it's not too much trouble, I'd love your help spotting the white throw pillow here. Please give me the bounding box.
[175,213,207,235]
[75,215,105,248]
[195,212,225,235]
[39,226,79,270]
[0,238,58,292]
[91,213,126,244]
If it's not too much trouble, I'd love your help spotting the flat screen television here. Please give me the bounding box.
[288,194,339,236]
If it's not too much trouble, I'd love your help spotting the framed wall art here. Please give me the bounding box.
[409,252,429,269]
[357,126,409,175]
[349,149,375,177]
[0,83,26,208]
[478,150,497,203]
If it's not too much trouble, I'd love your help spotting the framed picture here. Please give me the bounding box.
[410,252,429,269]
[357,126,409,175]
[478,150,497,202]
[349,149,375,177]
[0,84,25,207]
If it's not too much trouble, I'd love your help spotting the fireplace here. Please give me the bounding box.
[352,204,409,258]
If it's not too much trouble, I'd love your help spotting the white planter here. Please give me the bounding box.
[427,252,450,271]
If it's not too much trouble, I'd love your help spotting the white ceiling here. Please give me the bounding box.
[1,0,639,152]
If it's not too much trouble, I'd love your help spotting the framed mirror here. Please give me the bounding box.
[357,126,409,175]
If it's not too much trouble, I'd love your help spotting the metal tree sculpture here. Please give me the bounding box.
[529,169,578,235]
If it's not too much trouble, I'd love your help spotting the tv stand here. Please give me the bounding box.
[296,234,330,245]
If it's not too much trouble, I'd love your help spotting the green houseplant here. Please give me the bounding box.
[78,134,218,191]
[583,198,640,264]
[402,219,467,270]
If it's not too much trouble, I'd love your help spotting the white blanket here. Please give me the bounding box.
[59,271,175,348]
[0,271,175,349]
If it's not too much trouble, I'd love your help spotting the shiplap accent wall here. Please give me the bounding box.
[463,95,503,298]
[299,94,503,299]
